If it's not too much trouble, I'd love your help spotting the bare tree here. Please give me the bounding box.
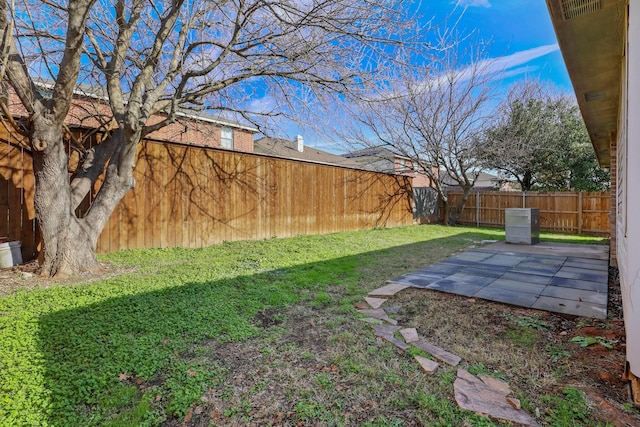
[0,0,424,276]
[342,35,500,225]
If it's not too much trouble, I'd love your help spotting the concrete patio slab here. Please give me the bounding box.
[427,280,487,297]
[480,254,529,267]
[395,275,444,288]
[474,286,539,307]
[510,264,561,277]
[459,267,505,278]
[563,260,609,270]
[500,272,552,285]
[540,286,607,305]
[416,263,463,275]
[386,241,609,319]
[482,241,609,260]
[442,258,479,267]
[549,277,608,292]
[554,268,608,283]
[566,256,609,266]
[531,296,606,319]
[488,278,547,295]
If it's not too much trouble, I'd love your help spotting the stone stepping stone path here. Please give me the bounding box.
[368,283,409,297]
[412,339,461,366]
[356,308,397,325]
[352,284,538,425]
[364,297,387,309]
[454,369,538,426]
[400,328,419,343]
[415,355,439,375]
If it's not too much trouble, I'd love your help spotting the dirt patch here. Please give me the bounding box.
[252,308,285,328]
[0,260,132,297]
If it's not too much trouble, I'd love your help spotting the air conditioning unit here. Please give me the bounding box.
[505,208,540,245]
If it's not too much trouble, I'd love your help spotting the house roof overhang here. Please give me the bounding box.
[545,0,626,167]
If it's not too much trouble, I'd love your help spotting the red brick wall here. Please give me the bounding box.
[412,173,432,188]
[7,90,256,153]
[233,129,255,152]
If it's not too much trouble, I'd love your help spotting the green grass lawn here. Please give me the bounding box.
[0,225,612,426]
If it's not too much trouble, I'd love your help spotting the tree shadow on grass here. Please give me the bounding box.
[31,231,502,425]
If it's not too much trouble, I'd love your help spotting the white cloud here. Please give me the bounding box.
[490,44,559,72]
[501,65,539,79]
[422,43,560,90]
[455,0,491,8]
[248,96,277,114]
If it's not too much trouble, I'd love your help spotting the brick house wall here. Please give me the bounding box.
[411,171,432,188]
[6,89,257,152]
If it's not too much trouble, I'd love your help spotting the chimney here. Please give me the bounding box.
[295,135,304,152]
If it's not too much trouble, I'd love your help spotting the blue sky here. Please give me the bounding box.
[422,0,572,90]
[287,0,574,150]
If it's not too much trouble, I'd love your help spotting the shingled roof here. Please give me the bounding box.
[254,136,360,168]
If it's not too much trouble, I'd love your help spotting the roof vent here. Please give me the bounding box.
[560,0,601,20]
[584,90,606,101]
[295,135,304,152]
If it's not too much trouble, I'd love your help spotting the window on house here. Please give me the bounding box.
[221,127,234,149]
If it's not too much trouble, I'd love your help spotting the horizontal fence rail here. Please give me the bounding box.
[442,190,610,237]
[1,132,414,260]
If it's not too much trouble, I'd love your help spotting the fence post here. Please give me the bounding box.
[522,191,526,208]
[578,191,583,235]
[476,191,480,228]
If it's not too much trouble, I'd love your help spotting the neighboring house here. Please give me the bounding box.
[439,171,521,191]
[440,171,500,190]
[342,146,434,188]
[254,136,361,167]
[4,83,257,152]
[546,0,639,402]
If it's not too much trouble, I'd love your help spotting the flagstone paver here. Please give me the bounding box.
[400,328,419,343]
[382,305,402,314]
[368,283,409,297]
[412,339,461,366]
[454,369,538,426]
[478,374,512,395]
[372,325,408,351]
[357,308,398,325]
[364,297,387,309]
[415,356,439,374]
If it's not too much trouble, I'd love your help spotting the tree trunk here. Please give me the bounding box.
[440,193,450,226]
[31,117,138,277]
[448,185,473,225]
[32,121,100,277]
[522,171,533,191]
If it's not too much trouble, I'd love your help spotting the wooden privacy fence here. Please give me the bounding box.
[443,190,610,236]
[1,136,413,260]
